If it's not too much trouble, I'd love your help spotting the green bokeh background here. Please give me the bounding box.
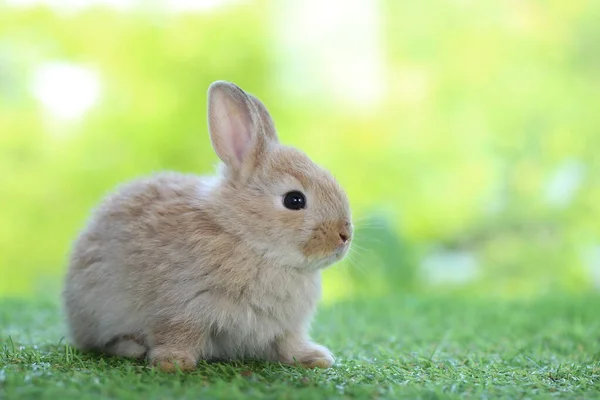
[1,0,599,301]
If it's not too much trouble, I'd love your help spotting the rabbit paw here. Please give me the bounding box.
[285,343,335,369]
[149,348,197,373]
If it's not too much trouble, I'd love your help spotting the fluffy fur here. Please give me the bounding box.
[62,81,352,372]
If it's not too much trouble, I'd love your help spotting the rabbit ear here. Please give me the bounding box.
[208,81,258,169]
[247,94,279,143]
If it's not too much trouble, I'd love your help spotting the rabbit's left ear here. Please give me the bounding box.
[207,81,272,179]
[208,81,256,168]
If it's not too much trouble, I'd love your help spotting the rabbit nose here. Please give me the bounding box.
[338,220,352,245]
[338,225,352,243]
[339,232,349,243]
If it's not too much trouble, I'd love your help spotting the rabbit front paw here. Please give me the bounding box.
[149,347,198,373]
[277,338,335,369]
[293,344,335,368]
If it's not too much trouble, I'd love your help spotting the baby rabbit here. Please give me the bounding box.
[63,81,352,372]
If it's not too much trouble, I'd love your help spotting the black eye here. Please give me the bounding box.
[283,191,306,210]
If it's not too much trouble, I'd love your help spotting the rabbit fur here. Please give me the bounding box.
[62,81,353,372]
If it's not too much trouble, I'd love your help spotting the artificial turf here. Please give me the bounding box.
[1,294,599,399]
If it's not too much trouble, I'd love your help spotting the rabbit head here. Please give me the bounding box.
[206,81,352,271]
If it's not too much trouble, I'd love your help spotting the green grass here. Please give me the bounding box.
[1,294,600,399]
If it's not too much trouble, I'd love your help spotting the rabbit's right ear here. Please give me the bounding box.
[247,94,279,144]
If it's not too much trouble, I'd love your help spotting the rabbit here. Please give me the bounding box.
[62,81,353,373]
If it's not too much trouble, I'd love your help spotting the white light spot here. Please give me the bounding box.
[31,62,101,121]
[421,250,479,285]
[544,159,585,208]
[275,0,385,110]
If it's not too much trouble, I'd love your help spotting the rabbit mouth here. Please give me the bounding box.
[333,244,350,261]
[308,245,350,270]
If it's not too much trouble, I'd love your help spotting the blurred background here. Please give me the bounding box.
[1,0,599,301]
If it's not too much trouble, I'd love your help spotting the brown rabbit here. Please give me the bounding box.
[62,81,352,372]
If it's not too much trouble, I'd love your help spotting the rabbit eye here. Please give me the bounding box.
[283,191,306,210]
